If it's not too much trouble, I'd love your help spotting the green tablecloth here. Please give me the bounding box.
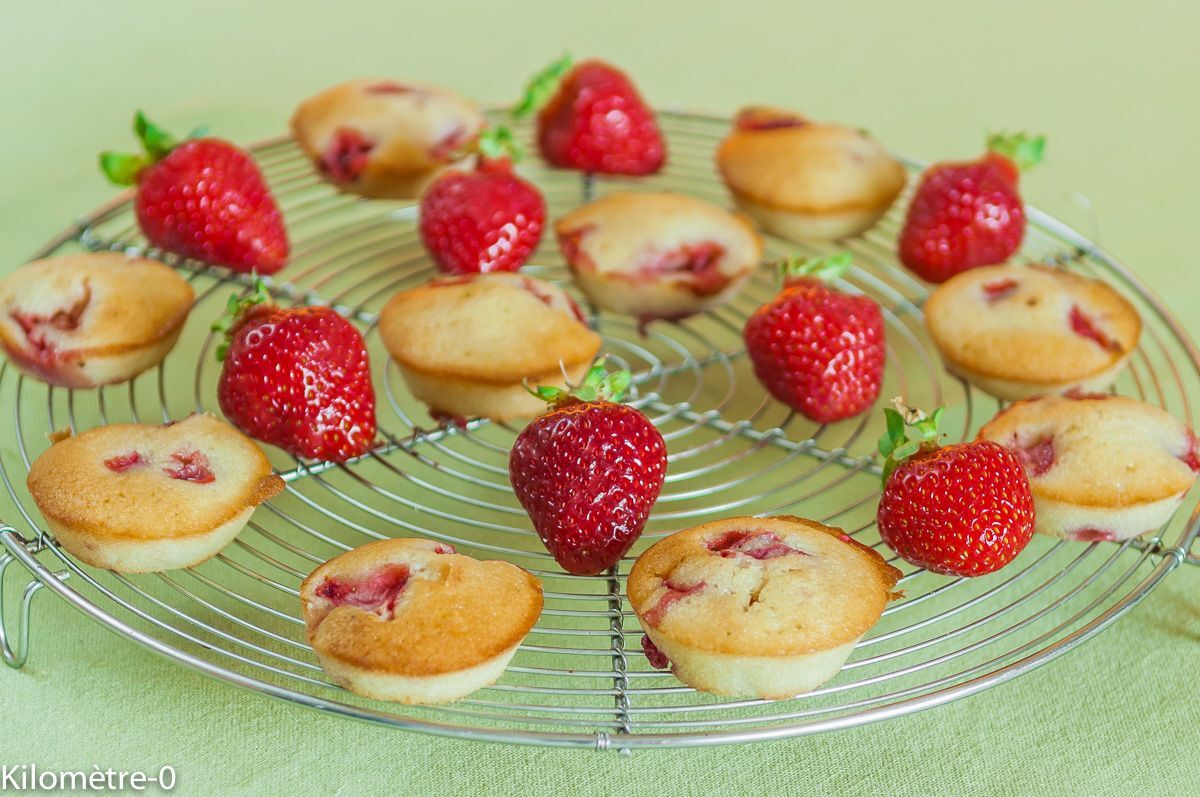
[3,2,1198,794]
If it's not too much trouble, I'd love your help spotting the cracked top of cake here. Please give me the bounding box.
[924,263,1141,384]
[978,394,1199,508]
[627,516,902,657]
[300,538,543,676]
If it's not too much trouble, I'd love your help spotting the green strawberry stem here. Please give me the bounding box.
[877,397,945,485]
[211,278,271,362]
[986,131,1045,172]
[512,54,573,119]
[526,356,631,405]
[779,252,853,284]
[476,126,524,164]
[100,111,207,186]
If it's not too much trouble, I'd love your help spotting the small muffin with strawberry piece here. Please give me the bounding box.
[628,515,902,698]
[716,106,906,241]
[555,191,762,323]
[924,263,1141,400]
[0,252,193,388]
[978,394,1200,542]
[379,273,601,421]
[26,413,283,572]
[300,538,542,705]
[291,79,485,199]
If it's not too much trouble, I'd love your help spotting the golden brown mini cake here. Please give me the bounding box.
[628,516,902,698]
[555,191,762,322]
[300,538,543,704]
[716,106,907,241]
[0,252,194,388]
[379,273,602,421]
[978,394,1200,542]
[290,79,485,199]
[26,414,283,572]
[924,263,1141,400]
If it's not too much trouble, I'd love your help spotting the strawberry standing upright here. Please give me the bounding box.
[513,55,666,176]
[743,254,886,423]
[876,400,1035,577]
[213,281,375,463]
[101,111,289,274]
[509,360,667,575]
[419,127,546,275]
[898,133,1045,283]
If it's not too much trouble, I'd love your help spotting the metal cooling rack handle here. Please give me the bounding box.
[0,524,61,669]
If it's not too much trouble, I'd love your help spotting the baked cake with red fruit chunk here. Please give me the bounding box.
[628,516,901,698]
[300,538,543,704]
[0,252,193,388]
[290,79,485,199]
[924,263,1141,400]
[716,107,906,241]
[555,191,762,323]
[26,413,283,572]
[379,273,601,421]
[978,393,1200,542]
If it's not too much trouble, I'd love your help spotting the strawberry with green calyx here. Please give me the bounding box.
[898,132,1045,283]
[513,55,665,176]
[101,111,288,274]
[509,358,666,575]
[876,398,1035,578]
[744,253,885,423]
[213,279,375,463]
[419,125,545,275]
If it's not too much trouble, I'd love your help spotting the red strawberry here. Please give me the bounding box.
[509,361,667,575]
[897,132,1044,283]
[101,112,288,274]
[514,55,665,176]
[213,282,375,462]
[419,127,546,275]
[743,254,885,423]
[876,402,1035,577]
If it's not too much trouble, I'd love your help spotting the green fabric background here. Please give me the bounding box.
[2,1,1198,794]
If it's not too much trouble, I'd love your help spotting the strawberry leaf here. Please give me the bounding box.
[477,126,524,163]
[134,111,179,161]
[780,253,853,285]
[525,356,632,407]
[878,400,946,486]
[211,278,272,362]
[512,54,573,119]
[98,151,147,186]
[986,131,1045,172]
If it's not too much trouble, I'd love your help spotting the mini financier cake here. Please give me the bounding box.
[300,538,543,704]
[26,414,283,572]
[628,516,902,698]
[379,273,601,421]
[290,79,485,199]
[924,264,1141,400]
[978,394,1200,542]
[555,191,763,322]
[0,252,194,388]
[716,107,906,241]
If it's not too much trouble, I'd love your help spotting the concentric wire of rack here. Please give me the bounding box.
[1,110,1198,751]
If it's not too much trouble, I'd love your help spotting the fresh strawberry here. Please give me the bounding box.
[743,254,885,423]
[898,132,1044,283]
[213,281,375,462]
[419,127,546,275]
[509,361,667,575]
[101,111,288,274]
[876,401,1035,577]
[514,55,665,176]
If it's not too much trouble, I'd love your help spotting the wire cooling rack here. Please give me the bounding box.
[1,110,1198,751]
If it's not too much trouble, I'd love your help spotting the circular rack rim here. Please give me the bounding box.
[1,110,1198,752]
